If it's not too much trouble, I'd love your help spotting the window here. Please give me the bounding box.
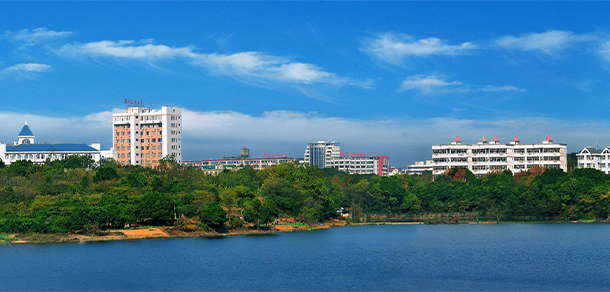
[158,138,162,142]
[152,138,156,142]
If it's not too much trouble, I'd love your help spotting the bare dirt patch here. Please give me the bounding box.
[120,228,168,238]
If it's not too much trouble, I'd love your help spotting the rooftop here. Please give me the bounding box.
[6,143,99,152]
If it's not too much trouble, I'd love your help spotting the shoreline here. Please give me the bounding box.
[3,219,606,244]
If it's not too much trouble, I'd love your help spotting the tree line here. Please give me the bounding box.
[1,156,609,234]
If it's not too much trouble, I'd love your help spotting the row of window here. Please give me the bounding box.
[5,153,93,161]
[116,138,164,144]
[435,148,562,155]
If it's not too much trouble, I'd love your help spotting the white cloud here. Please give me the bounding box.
[0,109,603,167]
[2,63,51,73]
[1,63,51,77]
[59,40,197,60]
[480,85,524,92]
[399,74,523,95]
[361,33,477,64]
[598,41,610,62]
[496,30,594,54]
[58,39,366,88]
[4,28,72,47]
[400,75,463,94]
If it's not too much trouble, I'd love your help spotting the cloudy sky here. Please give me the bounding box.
[2,2,610,167]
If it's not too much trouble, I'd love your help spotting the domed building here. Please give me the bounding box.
[0,121,102,165]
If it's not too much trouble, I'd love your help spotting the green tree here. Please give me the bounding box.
[140,191,173,225]
[93,167,119,182]
[198,201,227,231]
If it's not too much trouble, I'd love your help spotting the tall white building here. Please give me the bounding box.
[576,146,610,173]
[303,141,340,169]
[432,135,567,177]
[112,103,182,167]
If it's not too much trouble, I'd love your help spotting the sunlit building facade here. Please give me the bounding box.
[432,135,567,177]
[112,103,182,167]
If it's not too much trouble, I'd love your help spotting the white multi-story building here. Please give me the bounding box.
[576,146,610,173]
[0,121,101,165]
[112,102,182,167]
[432,135,567,177]
[405,160,434,175]
[303,141,340,169]
[329,155,390,176]
[303,141,390,176]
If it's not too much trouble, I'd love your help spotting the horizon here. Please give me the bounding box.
[2,2,610,167]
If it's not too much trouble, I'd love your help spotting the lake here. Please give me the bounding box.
[2,223,610,291]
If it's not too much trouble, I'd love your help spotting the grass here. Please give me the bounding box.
[0,234,18,242]
[578,219,596,222]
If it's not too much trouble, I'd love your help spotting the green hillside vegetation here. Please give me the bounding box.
[0,155,609,234]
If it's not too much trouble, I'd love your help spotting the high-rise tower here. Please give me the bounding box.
[112,100,182,166]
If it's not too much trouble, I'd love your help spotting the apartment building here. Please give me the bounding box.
[576,146,610,174]
[113,103,182,167]
[432,135,567,177]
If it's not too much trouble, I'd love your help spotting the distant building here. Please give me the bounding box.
[240,147,250,158]
[405,160,434,175]
[302,141,389,176]
[388,166,403,176]
[576,146,610,173]
[432,135,567,177]
[330,155,390,176]
[0,121,101,165]
[303,141,340,168]
[113,102,182,167]
[184,156,297,174]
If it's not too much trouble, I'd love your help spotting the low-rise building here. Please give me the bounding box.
[0,121,101,165]
[184,156,297,172]
[432,135,567,177]
[405,160,434,175]
[329,155,390,176]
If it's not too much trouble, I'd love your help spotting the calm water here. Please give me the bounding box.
[2,224,610,291]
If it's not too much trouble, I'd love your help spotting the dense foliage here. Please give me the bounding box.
[0,156,609,234]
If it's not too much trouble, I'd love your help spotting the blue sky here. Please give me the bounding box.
[2,2,610,167]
